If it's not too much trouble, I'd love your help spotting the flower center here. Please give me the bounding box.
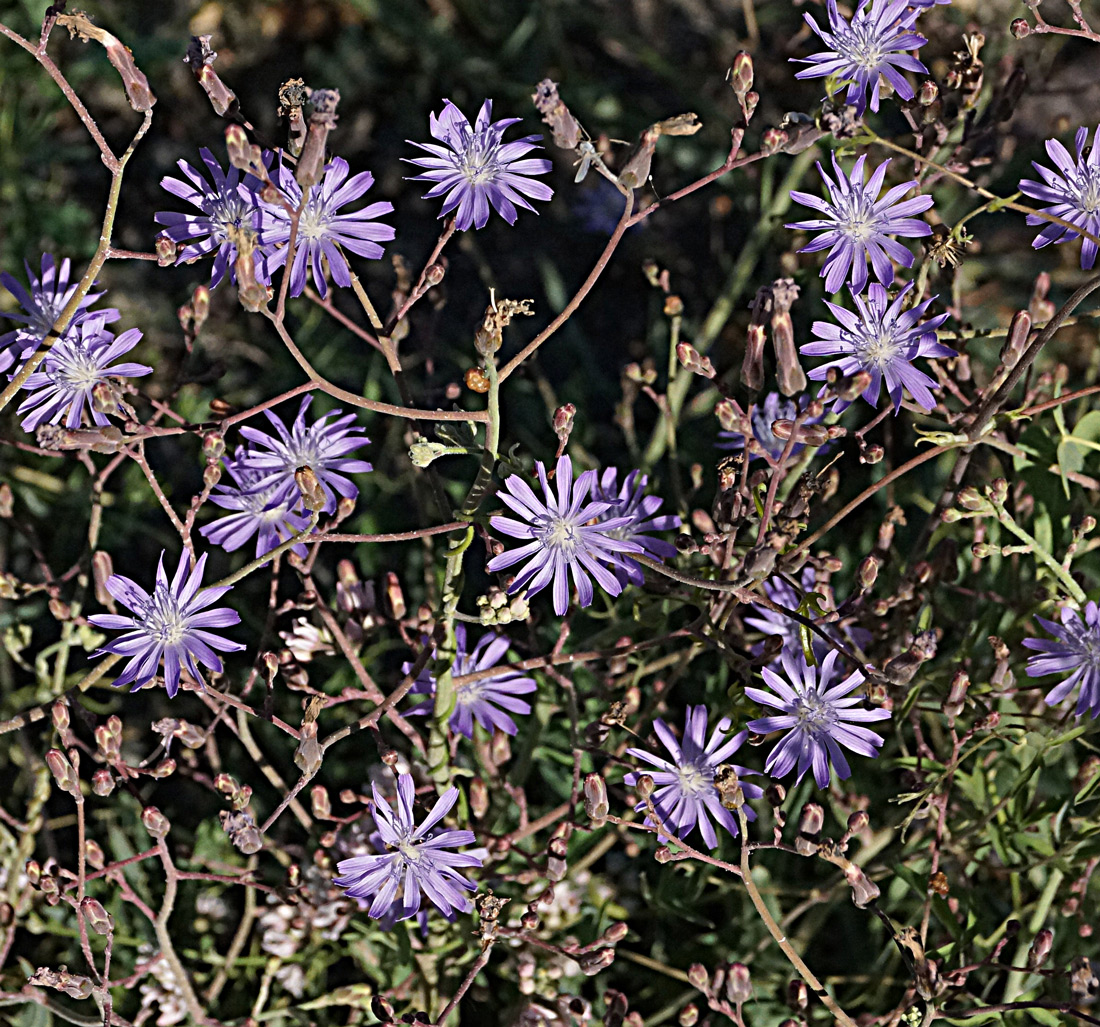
[674,761,710,797]
[854,326,902,370]
[140,584,189,646]
[458,132,500,185]
[51,343,103,391]
[1073,168,1100,214]
[206,191,254,242]
[535,515,579,554]
[297,199,331,241]
[839,19,888,71]
[794,688,836,733]
[397,839,423,864]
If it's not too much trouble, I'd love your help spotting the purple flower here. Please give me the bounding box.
[406,624,537,738]
[793,0,928,116]
[747,648,890,789]
[16,314,152,433]
[1022,602,1100,718]
[154,147,265,289]
[334,773,482,922]
[88,550,245,698]
[624,706,764,849]
[405,99,553,232]
[0,254,119,373]
[801,282,954,413]
[787,155,934,295]
[199,448,312,558]
[718,393,822,462]
[259,157,395,299]
[487,455,646,616]
[592,468,681,587]
[1019,126,1100,271]
[236,396,372,516]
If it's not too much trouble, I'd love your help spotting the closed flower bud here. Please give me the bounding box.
[678,1003,699,1026]
[156,234,178,266]
[787,979,808,1012]
[578,947,616,975]
[81,897,113,935]
[858,555,879,591]
[294,466,327,513]
[728,51,754,97]
[919,80,939,105]
[635,773,655,799]
[85,840,105,870]
[687,963,709,990]
[384,571,406,619]
[151,758,176,779]
[761,127,789,154]
[655,845,672,863]
[1011,17,1030,37]
[92,770,114,796]
[202,432,225,461]
[741,323,766,390]
[677,342,716,378]
[726,963,752,1004]
[203,463,222,489]
[861,443,885,464]
[766,783,786,807]
[46,749,80,797]
[142,806,171,838]
[845,864,881,907]
[311,784,331,819]
[601,921,629,944]
[470,777,489,819]
[584,773,609,824]
[1027,928,1054,969]
[944,670,970,721]
[1001,310,1031,367]
[988,478,1009,504]
[225,123,262,174]
[553,403,576,443]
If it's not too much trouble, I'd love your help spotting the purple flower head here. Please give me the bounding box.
[487,455,646,616]
[801,282,954,413]
[236,396,372,516]
[16,314,152,433]
[747,648,890,789]
[334,773,482,922]
[406,624,537,739]
[259,157,395,299]
[199,447,312,559]
[154,147,266,289]
[794,0,928,116]
[405,99,553,231]
[624,706,764,850]
[718,393,823,462]
[0,254,120,373]
[88,550,245,698]
[1022,602,1100,718]
[1019,126,1100,271]
[591,468,681,587]
[787,154,933,295]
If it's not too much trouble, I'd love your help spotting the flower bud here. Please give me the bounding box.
[766,783,786,807]
[81,897,113,935]
[584,773,609,824]
[142,806,171,838]
[1001,310,1031,368]
[1027,928,1054,969]
[678,1003,699,1027]
[92,770,114,796]
[677,342,716,378]
[311,784,331,819]
[944,669,970,722]
[425,262,446,286]
[761,127,789,155]
[225,124,262,174]
[687,963,709,989]
[1010,17,1030,38]
[655,845,672,863]
[847,810,869,836]
[634,773,655,799]
[470,777,489,819]
[46,749,80,797]
[553,403,576,444]
[728,51,754,98]
[383,571,406,619]
[602,921,629,944]
[861,443,884,464]
[796,802,824,855]
[151,758,176,779]
[919,80,939,105]
[156,233,178,266]
[578,947,616,975]
[845,864,881,907]
[85,839,105,870]
[858,555,879,591]
[294,466,327,513]
[787,979,808,1012]
[726,963,752,1004]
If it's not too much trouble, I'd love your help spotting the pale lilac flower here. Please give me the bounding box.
[624,706,764,850]
[405,99,553,231]
[1022,602,1100,718]
[592,468,681,587]
[794,0,928,116]
[1019,126,1100,270]
[334,773,481,922]
[405,624,536,738]
[259,157,394,298]
[236,396,372,515]
[16,314,151,432]
[718,393,822,462]
[88,550,245,698]
[154,147,265,288]
[487,455,645,616]
[800,282,953,413]
[0,254,119,372]
[747,648,890,789]
[199,448,312,558]
[787,155,933,294]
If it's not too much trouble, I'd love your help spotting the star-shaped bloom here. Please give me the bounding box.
[88,550,245,698]
[591,468,681,587]
[787,155,934,295]
[624,706,764,850]
[259,157,395,298]
[793,0,928,116]
[1022,602,1100,718]
[718,392,823,463]
[406,624,537,738]
[16,314,152,433]
[0,254,119,372]
[334,773,482,922]
[1019,126,1100,270]
[747,648,890,789]
[154,147,266,289]
[487,455,646,616]
[800,281,953,413]
[405,99,554,231]
[235,396,372,516]
[199,447,312,558]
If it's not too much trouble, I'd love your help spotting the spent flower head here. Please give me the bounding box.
[787,154,933,295]
[154,147,265,289]
[0,254,119,373]
[1022,602,1100,718]
[592,468,681,587]
[16,314,152,433]
[747,648,890,789]
[236,396,372,516]
[88,550,245,698]
[333,773,482,922]
[487,455,645,616]
[794,0,928,116]
[405,99,553,231]
[800,282,953,413]
[1019,126,1100,270]
[259,157,395,298]
[624,706,764,849]
[718,392,822,462]
[406,624,537,738]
